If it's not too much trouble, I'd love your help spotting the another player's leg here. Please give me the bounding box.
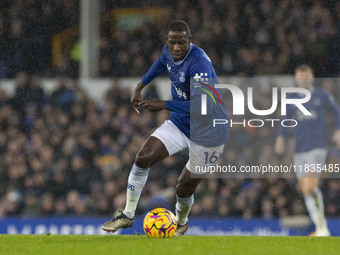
[295,149,330,236]
[174,167,202,236]
[300,178,330,236]
[102,136,169,232]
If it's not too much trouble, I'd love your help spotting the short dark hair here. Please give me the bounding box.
[295,64,314,75]
[168,20,190,37]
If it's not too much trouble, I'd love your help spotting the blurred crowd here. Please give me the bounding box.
[2,0,340,78]
[0,0,79,78]
[1,73,340,219]
[101,0,340,78]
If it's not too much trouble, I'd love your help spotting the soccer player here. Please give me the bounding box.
[274,64,340,236]
[102,20,229,235]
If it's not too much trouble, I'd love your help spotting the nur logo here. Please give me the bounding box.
[193,73,222,114]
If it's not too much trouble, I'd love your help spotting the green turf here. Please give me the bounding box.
[0,235,339,255]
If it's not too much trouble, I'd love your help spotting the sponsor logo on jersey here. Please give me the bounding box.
[167,64,171,71]
[172,83,188,99]
[175,87,188,99]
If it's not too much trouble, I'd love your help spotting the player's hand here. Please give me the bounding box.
[332,129,340,149]
[131,91,143,114]
[274,136,285,155]
[131,82,146,114]
[139,99,166,112]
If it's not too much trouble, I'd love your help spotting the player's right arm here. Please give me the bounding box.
[131,81,147,114]
[141,47,167,85]
[131,47,167,114]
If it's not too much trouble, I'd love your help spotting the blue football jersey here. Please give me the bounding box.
[142,43,229,147]
[278,86,340,153]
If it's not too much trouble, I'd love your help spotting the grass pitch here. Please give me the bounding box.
[0,235,339,255]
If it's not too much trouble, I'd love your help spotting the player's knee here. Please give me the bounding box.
[301,184,317,196]
[307,187,317,196]
[135,152,153,169]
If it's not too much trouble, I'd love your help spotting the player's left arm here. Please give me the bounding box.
[324,91,340,148]
[275,100,294,155]
[140,98,190,113]
[139,98,167,112]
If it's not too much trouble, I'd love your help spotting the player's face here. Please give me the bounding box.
[294,70,314,89]
[167,31,191,61]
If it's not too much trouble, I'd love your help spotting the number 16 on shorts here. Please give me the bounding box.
[204,151,221,164]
